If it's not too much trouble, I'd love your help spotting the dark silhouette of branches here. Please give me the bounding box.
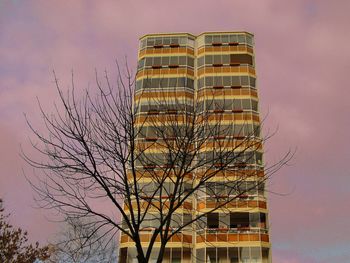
[23,65,292,263]
[48,216,117,263]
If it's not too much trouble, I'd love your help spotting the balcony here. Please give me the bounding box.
[196,228,269,243]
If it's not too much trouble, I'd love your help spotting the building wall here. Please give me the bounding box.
[119,32,271,263]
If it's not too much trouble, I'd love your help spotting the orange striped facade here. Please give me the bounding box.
[119,32,271,263]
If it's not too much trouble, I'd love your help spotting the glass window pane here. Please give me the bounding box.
[162,57,170,65]
[206,55,213,64]
[205,77,213,86]
[188,38,195,47]
[228,247,238,263]
[240,247,250,262]
[172,248,181,263]
[237,35,245,44]
[153,57,161,65]
[231,76,240,86]
[179,56,186,65]
[171,38,179,44]
[169,78,177,87]
[197,249,205,262]
[179,37,187,45]
[241,76,249,86]
[246,35,253,45]
[147,38,155,46]
[213,55,221,64]
[178,77,186,87]
[242,99,251,110]
[170,56,178,65]
[221,35,229,43]
[188,79,194,89]
[145,58,152,66]
[163,37,170,45]
[213,35,221,43]
[251,247,261,261]
[223,76,231,86]
[183,248,191,262]
[262,248,269,263]
[229,35,237,43]
[207,213,219,228]
[207,247,217,263]
[188,57,194,67]
[252,100,258,111]
[222,55,230,64]
[205,35,212,44]
[250,213,260,227]
[198,57,204,67]
[218,248,227,262]
[219,214,230,228]
[159,78,168,88]
[232,99,242,110]
[250,77,256,87]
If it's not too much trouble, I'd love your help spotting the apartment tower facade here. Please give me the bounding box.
[119,32,271,262]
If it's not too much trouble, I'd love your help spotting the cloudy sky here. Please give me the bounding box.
[1,0,350,262]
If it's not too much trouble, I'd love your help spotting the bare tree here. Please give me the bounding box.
[49,217,117,263]
[23,67,291,263]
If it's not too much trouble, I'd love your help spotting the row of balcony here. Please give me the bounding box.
[120,232,269,245]
[136,65,255,79]
[138,45,253,58]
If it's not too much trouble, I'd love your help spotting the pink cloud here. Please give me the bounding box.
[1,0,350,261]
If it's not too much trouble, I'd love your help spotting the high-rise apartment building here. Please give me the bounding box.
[119,32,271,262]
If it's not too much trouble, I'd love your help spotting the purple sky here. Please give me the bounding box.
[1,1,350,262]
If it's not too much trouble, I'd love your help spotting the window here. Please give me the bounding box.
[169,78,177,87]
[196,249,205,262]
[172,248,181,263]
[213,55,221,64]
[262,248,270,263]
[229,35,238,43]
[205,35,212,44]
[206,55,213,64]
[246,35,253,46]
[170,56,179,65]
[171,213,182,228]
[207,213,219,228]
[188,38,195,47]
[198,57,204,67]
[188,57,194,67]
[205,76,213,86]
[250,76,256,87]
[230,212,249,228]
[179,56,186,65]
[252,100,258,111]
[183,214,192,228]
[241,76,249,86]
[146,38,155,46]
[213,35,221,43]
[207,248,217,263]
[237,35,245,43]
[219,213,230,228]
[242,99,251,110]
[119,248,127,263]
[221,35,229,43]
[240,247,250,263]
[229,247,239,263]
[213,76,223,86]
[231,76,240,86]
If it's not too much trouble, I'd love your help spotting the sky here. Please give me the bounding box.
[1,0,350,262]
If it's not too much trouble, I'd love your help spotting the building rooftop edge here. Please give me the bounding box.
[139,31,254,40]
